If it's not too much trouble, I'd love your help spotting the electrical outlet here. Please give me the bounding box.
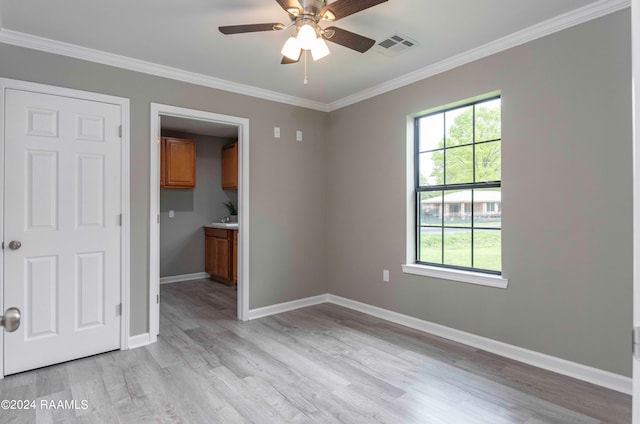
[383,269,390,282]
[169,210,174,218]
[274,127,281,138]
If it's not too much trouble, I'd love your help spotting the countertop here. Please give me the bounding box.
[204,222,239,230]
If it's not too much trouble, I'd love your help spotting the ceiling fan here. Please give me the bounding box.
[219,0,388,67]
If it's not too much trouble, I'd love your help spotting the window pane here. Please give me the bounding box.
[475,98,501,142]
[419,151,443,186]
[445,105,473,147]
[473,229,501,272]
[473,189,501,228]
[443,190,472,227]
[419,227,442,263]
[420,191,442,226]
[419,113,444,152]
[475,140,501,182]
[443,228,471,267]
[414,95,501,275]
[445,145,473,185]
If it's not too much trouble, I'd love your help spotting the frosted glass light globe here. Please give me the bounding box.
[297,24,317,50]
[281,36,301,60]
[311,37,330,61]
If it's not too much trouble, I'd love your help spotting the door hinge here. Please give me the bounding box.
[116,303,122,316]
[633,327,640,358]
[157,214,160,224]
[1,242,3,249]
[118,214,123,226]
[118,125,122,138]
[157,294,159,304]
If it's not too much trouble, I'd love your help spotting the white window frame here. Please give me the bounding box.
[402,93,509,289]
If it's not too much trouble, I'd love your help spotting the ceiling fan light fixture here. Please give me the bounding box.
[297,23,317,50]
[281,36,302,61]
[311,37,330,61]
[322,10,336,21]
[286,7,300,17]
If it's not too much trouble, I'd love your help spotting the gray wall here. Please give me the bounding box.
[0,8,632,378]
[326,10,632,376]
[159,131,237,277]
[0,44,328,335]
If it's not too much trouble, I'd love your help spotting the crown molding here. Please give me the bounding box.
[0,0,629,113]
[0,29,330,112]
[327,0,631,111]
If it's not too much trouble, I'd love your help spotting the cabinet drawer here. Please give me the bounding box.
[204,228,229,239]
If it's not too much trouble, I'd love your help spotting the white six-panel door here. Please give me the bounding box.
[3,88,122,375]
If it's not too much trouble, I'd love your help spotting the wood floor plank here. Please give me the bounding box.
[204,365,284,424]
[0,279,631,423]
[215,320,352,392]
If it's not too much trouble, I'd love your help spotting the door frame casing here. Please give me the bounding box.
[0,78,131,378]
[632,0,639,421]
[149,104,250,343]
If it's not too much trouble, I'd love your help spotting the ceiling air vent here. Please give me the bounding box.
[374,34,418,57]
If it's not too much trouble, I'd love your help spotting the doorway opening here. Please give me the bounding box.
[149,104,249,343]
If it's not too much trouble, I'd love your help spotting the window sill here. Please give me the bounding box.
[401,264,509,289]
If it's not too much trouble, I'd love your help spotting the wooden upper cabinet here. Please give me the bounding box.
[160,138,166,187]
[222,141,238,190]
[161,137,196,188]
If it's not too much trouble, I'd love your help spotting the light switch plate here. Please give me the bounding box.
[383,269,389,282]
[274,127,281,138]
[296,130,303,142]
[169,210,175,218]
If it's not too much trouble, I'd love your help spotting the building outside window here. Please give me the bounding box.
[415,96,502,274]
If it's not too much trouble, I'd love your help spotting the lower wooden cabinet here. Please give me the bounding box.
[204,227,237,285]
[232,230,238,283]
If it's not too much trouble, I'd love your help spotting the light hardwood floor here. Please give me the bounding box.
[0,279,632,423]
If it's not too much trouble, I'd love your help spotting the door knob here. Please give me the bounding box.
[0,307,21,332]
[8,240,21,250]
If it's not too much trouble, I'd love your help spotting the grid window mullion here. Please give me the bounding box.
[415,95,502,274]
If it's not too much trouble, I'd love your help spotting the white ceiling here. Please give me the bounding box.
[0,0,626,108]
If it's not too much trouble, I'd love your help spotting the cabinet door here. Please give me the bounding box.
[160,137,166,187]
[204,236,214,275]
[212,237,230,279]
[222,142,238,190]
[232,231,238,283]
[165,137,196,188]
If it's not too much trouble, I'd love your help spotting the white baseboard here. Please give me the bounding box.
[248,294,329,320]
[160,272,209,284]
[128,333,151,349]
[326,294,631,395]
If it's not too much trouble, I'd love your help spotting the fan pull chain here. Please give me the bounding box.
[304,50,308,84]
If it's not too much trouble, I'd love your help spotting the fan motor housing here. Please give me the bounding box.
[299,0,327,19]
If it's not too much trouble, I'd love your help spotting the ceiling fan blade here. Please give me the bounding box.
[275,0,302,17]
[219,23,284,35]
[281,52,302,64]
[323,26,376,53]
[320,0,388,21]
